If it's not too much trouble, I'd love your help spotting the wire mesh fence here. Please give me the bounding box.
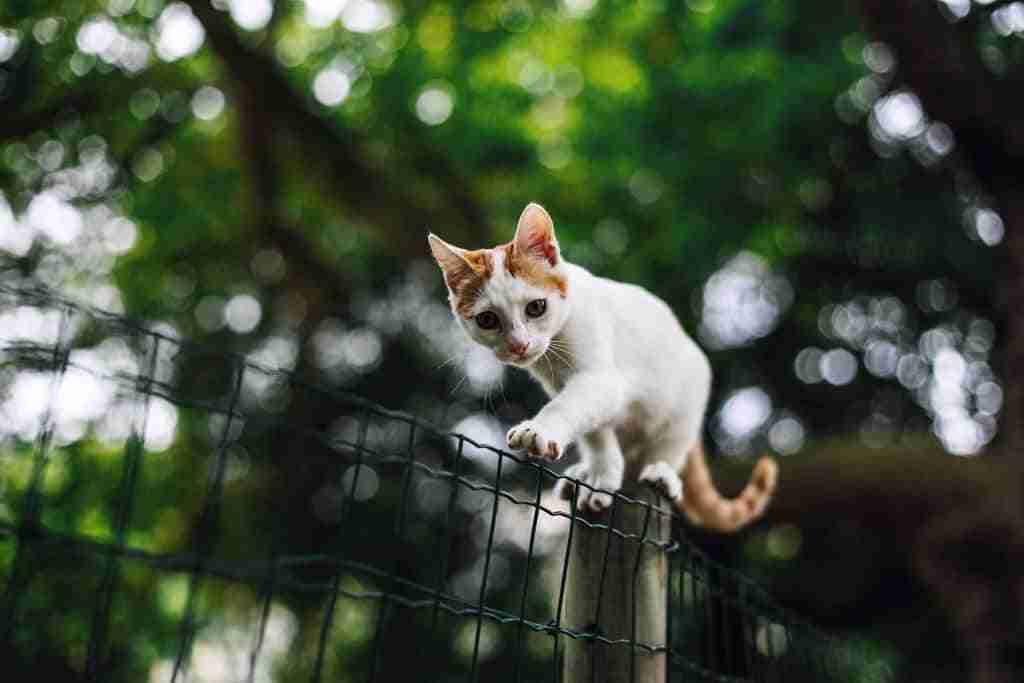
[0,281,851,682]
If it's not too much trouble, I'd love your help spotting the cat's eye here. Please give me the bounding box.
[475,311,501,330]
[525,299,547,318]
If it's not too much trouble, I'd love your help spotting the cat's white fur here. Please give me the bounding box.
[429,203,777,530]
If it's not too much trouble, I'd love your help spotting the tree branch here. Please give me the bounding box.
[181,0,491,253]
[235,82,353,327]
[0,81,126,142]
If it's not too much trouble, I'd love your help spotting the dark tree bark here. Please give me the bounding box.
[182,0,491,253]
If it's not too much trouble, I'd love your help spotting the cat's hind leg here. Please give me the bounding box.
[553,428,624,513]
[638,461,683,504]
[637,433,692,507]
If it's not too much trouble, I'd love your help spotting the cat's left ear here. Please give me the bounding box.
[514,203,560,268]
[428,233,485,293]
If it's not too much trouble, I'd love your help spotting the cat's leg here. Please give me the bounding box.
[637,432,694,507]
[507,372,625,460]
[552,428,625,513]
[638,394,705,504]
[638,459,684,504]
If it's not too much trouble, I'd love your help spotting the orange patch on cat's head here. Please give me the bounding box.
[428,234,497,317]
[451,249,494,316]
[503,242,567,297]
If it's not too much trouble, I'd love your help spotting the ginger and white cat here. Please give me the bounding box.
[429,203,777,532]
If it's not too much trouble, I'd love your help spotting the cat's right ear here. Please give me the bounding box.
[428,233,475,292]
[514,203,560,268]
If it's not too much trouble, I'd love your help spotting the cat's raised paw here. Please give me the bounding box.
[506,420,564,461]
[639,462,683,503]
[554,463,620,513]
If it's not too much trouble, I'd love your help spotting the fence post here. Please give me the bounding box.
[563,470,671,683]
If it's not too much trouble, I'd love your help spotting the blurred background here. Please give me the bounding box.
[2,0,1024,681]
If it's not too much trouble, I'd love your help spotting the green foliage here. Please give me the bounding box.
[0,0,1013,680]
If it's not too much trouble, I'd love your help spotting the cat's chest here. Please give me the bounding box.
[526,352,573,395]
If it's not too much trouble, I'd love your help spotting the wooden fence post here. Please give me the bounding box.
[562,471,672,683]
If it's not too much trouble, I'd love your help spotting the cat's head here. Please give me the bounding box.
[428,203,570,368]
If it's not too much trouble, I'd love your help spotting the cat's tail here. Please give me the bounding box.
[677,442,778,533]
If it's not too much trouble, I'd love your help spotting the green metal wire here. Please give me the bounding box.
[0,282,845,682]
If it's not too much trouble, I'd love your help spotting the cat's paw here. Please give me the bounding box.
[554,463,621,513]
[639,462,683,503]
[506,420,566,461]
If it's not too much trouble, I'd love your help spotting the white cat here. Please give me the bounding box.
[429,203,777,532]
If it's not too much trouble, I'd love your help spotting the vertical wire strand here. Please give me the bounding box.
[666,524,675,683]
[590,499,619,683]
[762,612,775,683]
[0,305,72,644]
[676,540,689,682]
[739,582,756,680]
[793,624,816,683]
[720,571,736,676]
[428,436,465,677]
[312,408,370,683]
[701,555,716,671]
[551,476,579,683]
[468,449,504,683]
[246,550,279,683]
[628,501,654,683]
[366,420,418,683]
[512,466,544,683]
[776,621,793,683]
[171,358,246,683]
[84,332,161,679]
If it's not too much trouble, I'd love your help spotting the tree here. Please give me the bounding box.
[0,0,1021,680]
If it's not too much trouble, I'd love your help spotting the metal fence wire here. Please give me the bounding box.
[0,282,851,682]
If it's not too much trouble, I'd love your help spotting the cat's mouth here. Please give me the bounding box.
[497,347,544,367]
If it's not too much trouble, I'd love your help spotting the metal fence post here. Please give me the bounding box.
[563,471,671,683]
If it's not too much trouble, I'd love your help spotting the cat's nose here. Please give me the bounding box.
[508,339,530,357]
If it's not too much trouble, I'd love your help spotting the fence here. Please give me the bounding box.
[0,281,850,682]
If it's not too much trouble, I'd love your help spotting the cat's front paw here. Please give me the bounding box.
[506,420,566,461]
[554,463,622,513]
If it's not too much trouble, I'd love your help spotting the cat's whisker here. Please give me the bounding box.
[548,338,575,355]
[554,346,579,369]
[551,344,577,363]
[544,346,566,366]
[543,349,556,377]
[434,352,463,371]
[546,343,576,370]
[450,371,469,396]
[549,340,574,357]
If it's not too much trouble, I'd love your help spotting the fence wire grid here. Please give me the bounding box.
[0,281,850,682]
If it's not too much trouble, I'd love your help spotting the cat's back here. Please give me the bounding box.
[569,263,704,364]
[573,265,685,334]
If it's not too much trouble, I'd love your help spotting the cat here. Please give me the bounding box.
[428,203,777,532]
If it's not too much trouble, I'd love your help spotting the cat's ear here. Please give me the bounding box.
[514,203,559,268]
[428,233,480,292]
